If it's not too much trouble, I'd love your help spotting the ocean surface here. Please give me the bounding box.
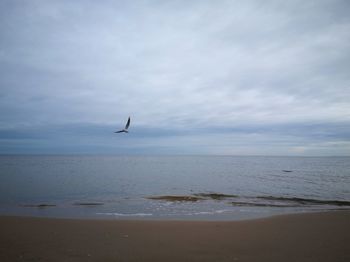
[0,155,349,220]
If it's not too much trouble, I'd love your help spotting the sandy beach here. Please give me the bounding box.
[0,211,349,262]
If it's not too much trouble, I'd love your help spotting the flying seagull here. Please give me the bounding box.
[115,117,131,133]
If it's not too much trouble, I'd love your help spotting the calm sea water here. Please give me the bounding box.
[0,155,349,220]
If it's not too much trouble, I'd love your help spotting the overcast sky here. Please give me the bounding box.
[0,0,349,155]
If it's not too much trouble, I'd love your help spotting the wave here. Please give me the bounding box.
[146,193,350,208]
[231,201,295,207]
[194,193,238,200]
[256,196,350,206]
[97,212,153,217]
[20,204,56,208]
[147,193,237,202]
[74,202,104,206]
[188,210,232,215]
[147,195,203,202]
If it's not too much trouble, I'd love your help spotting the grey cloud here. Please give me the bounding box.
[0,0,349,155]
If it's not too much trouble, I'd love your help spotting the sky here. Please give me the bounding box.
[0,0,349,156]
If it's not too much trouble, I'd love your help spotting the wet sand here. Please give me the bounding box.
[1,211,349,262]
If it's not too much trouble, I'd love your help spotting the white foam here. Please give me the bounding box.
[97,212,153,217]
[188,209,231,216]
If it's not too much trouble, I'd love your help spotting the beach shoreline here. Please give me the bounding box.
[1,210,349,261]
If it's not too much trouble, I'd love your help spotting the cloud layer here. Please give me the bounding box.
[0,0,349,155]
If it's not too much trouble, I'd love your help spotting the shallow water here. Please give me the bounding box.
[0,155,349,220]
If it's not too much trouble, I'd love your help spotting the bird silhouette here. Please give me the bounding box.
[115,117,131,133]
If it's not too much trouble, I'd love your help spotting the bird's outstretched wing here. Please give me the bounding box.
[114,130,124,133]
[125,117,131,130]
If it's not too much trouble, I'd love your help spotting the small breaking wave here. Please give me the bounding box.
[146,193,350,208]
[147,195,203,202]
[20,204,56,208]
[231,201,295,207]
[257,196,350,206]
[194,193,238,200]
[74,202,104,206]
[147,193,237,202]
[231,196,350,208]
[188,210,232,216]
[97,212,153,217]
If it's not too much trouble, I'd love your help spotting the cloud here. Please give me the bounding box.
[0,0,349,155]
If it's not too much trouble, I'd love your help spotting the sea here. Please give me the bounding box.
[0,155,349,220]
